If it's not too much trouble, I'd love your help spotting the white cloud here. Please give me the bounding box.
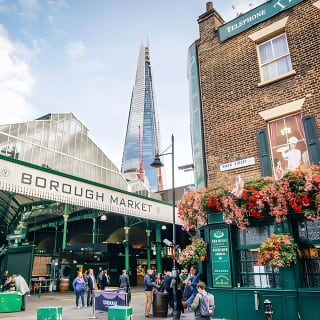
[224,0,266,21]
[48,15,54,23]
[48,0,68,8]
[18,0,39,19]
[0,25,36,124]
[65,41,86,59]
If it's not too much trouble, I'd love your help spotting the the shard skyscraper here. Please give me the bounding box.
[121,43,163,192]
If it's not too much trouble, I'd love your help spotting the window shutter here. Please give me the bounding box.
[257,128,272,176]
[303,115,320,164]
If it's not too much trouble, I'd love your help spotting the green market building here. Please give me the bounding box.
[188,1,320,319]
[0,113,185,290]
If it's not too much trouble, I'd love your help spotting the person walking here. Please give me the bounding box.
[119,269,131,305]
[13,274,29,311]
[72,272,85,309]
[144,269,155,318]
[97,267,103,290]
[86,269,95,307]
[191,282,215,319]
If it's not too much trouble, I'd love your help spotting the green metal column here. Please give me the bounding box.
[146,230,151,270]
[124,226,130,273]
[156,227,162,273]
[197,228,203,274]
[53,226,58,255]
[62,204,70,250]
[92,218,96,244]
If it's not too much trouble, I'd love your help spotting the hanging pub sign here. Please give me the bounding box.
[0,156,178,224]
[219,0,305,42]
[211,228,232,287]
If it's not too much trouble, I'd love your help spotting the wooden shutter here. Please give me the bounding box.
[303,115,320,164]
[257,128,272,177]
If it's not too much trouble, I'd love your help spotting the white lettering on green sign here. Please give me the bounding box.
[211,228,232,288]
[219,0,305,42]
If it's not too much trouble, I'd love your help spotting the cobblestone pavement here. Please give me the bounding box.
[1,288,194,320]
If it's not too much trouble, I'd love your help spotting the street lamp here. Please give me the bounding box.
[151,134,180,319]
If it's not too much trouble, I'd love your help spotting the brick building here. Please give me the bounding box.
[189,0,320,190]
[188,1,320,319]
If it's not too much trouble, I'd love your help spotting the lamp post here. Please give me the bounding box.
[151,134,180,319]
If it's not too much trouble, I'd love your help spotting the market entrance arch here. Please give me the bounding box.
[0,155,182,289]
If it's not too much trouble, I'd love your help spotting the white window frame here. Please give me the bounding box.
[257,33,292,83]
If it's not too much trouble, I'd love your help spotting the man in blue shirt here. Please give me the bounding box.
[182,266,200,308]
[144,269,155,318]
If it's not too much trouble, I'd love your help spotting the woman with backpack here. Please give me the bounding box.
[191,282,215,319]
[72,272,86,308]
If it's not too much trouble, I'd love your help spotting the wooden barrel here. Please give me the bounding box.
[59,279,69,292]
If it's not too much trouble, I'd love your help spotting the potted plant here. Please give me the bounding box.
[177,238,207,268]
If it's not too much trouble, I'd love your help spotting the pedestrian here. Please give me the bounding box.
[170,273,184,316]
[102,270,110,289]
[12,274,29,311]
[86,269,95,307]
[2,270,8,286]
[97,267,103,290]
[182,265,200,309]
[119,269,131,305]
[144,269,155,318]
[191,282,215,319]
[3,275,16,292]
[182,269,193,301]
[163,271,171,293]
[72,272,85,309]
[154,273,164,292]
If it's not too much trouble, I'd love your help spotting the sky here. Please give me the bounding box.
[0,0,265,189]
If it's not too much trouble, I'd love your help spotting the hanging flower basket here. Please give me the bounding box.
[177,189,207,231]
[178,165,320,230]
[177,238,207,268]
[257,234,300,268]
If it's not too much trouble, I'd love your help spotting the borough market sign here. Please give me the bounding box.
[219,0,305,42]
[0,156,178,224]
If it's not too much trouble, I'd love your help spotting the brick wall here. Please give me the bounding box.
[196,0,320,189]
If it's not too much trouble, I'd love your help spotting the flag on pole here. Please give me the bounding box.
[232,175,244,199]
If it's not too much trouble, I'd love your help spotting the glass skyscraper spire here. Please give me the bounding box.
[121,42,163,192]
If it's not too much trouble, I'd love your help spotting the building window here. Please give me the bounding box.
[298,220,320,288]
[237,225,280,288]
[238,250,280,288]
[268,113,310,177]
[258,33,292,82]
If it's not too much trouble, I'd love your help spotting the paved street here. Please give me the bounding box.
[1,288,194,320]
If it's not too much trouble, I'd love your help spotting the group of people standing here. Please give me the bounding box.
[72,269,97,308]
[72,267,131,309]
[1,270,29,311]
[144,265,203,318]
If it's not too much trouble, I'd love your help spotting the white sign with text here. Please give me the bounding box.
[0,158,178,224]
[220,157,255,172]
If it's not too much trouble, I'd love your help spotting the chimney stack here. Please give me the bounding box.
[206,2,213,11]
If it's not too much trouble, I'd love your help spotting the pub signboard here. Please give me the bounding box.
[219,0,305,42]
[210,228,232,287]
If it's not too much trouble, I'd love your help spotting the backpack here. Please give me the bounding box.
[199,292,215,318]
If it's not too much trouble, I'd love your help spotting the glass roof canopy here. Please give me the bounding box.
[0,113,129,189]
[0,113,151,233]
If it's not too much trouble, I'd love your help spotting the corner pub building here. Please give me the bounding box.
[188,1,320,319]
